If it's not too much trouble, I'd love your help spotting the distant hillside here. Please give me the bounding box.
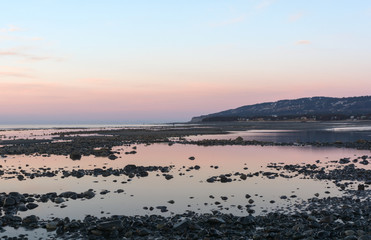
[191,96,371,122]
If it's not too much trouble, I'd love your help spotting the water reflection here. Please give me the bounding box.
[187,128,371,143]
[0,144,369,219]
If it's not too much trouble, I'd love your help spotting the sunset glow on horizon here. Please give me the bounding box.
[1,1,371,124]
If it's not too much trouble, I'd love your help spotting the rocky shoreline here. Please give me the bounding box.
[0,156,369,239]
[1,137,371,158]
[0,124,370,239]
[1,192,370,239]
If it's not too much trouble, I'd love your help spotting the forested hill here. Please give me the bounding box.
[191,96,371,122]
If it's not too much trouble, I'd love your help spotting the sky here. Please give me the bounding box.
[1,0,371,124]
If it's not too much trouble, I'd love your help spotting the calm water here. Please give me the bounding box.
[1,125,370,238]
[0,124,171,141]
[188,123,371,143]
[1,143,369,220]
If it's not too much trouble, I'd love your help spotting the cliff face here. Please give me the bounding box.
[191,96,371,122]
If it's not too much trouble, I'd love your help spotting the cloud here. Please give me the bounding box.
[295,40,311,45]
[0,71,33,78]
[0,66,34,79]
[0,48,62,61]
[256,0,275,9]
[289,12,304,22]
[0,25,22,33]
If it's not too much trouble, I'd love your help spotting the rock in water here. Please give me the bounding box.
[108,154,118,160]
[70,153,81,160]
[26,203,39,210]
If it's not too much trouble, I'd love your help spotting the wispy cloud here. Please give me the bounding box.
[210,15,246,27]
[289,12,304,22]
[0,48,62,62]
[0,66,34,78]
[0,25,22,33]
[0,71,33,78]
[256,0,275,9]
[296,40,311,45]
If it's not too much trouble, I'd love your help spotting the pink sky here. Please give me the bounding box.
[1,1,370,123]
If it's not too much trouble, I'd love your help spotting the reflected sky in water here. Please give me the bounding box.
[0,143,369,219]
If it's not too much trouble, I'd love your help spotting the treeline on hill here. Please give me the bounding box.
[201,114,371,122]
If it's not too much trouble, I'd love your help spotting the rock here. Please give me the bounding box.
[97,220,124,231]
[208,217,226,224]
[69,153,81,160]
[83,190,95,199]
[23,215,38,224]
[108,154,118,160]
[316,230,330,238]
[91,230,103,236]
[164,174,173,180]
[54,197,65,204]
[124,164,137,172]
[245,194,251,199]
[359,159,369,165]
[320,215,334,223]
[137,228,151,236]
[358,235,371,240]
[358,184,365,191]
[156,206,168,212]
[139,171,149,177]
[18,203,28,211]
[100,190,110,195]
[220,175,231,183]
[3,197,16,206]
[238,216,255,225]
[26,203,39,210]
[344,236,358,240]
[173,219,189,230]
[339,158,350,164]
[17,175,25,181]
[189,156,195,160]
[156,223,166,230]
[60,191,77,198]
[344,230,355,236]
[207,177,216,183]
[168,200,175,204]
[56,226,64,235]
[46,221,58,231]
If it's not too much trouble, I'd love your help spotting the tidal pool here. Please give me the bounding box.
[1,143,369,220]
